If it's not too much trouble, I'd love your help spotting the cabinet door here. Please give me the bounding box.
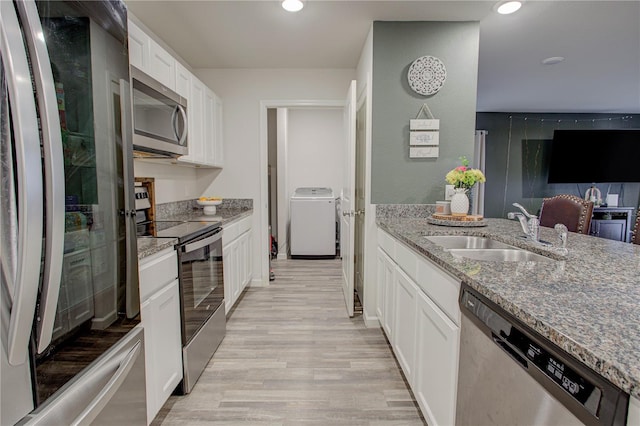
[127,20,149,71]
[414,290,460,426]
[223,241,234,315]
[376,249,386,322]
[142,280,183,424]
[593,220,626,241]
[214,94,224,167]
[204,88,216,166]
[180,77,205,164]
[382,253,395,342]
[175,61,191,99]
[246,231,253,283]
[232,241,241,302]
[239,231,252,289]
[393,268,418,385]
[148,39,175,90]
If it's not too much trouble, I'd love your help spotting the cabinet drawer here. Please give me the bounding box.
[223,215,252,247]
[395,240,418,282]
[416,257,461,326]
[139,248,178,302]
[377,228,395,258]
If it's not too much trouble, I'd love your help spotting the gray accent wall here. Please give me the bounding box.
[371,21,480,204]
[477,112,640,219]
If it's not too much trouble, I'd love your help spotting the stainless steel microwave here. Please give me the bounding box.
[131,67,188,157]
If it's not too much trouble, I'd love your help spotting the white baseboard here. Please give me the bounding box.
[363,313,380,329]
[249,277,268,287]
[277,253,287,260]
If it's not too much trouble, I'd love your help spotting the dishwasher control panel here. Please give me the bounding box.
[506,326,601,408]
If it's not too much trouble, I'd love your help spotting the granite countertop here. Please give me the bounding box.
[137,207,253,259]
[137,237,177,260]
[377,217,640,398]
[164,207,252,226]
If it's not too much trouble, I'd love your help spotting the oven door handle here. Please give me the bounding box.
[183,231,222,254]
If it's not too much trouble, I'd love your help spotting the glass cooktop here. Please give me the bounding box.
[137,220,221,242]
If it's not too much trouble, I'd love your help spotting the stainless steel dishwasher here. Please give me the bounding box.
[456,285,629,426]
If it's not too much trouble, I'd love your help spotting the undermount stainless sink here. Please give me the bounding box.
[425,235,511,249]
[448,248,552,262]
[426,235,552,262]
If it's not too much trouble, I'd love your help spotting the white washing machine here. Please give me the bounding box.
[290,187,336,257]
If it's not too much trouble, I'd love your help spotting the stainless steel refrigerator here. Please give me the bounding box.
[1,1,146,424]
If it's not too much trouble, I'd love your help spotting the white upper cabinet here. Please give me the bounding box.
[127,19,223,168]
[127,20,174,90]
[213,94,224,166]
[175,61,191,99]
[147,39,175,90]
[127,21,148,71]
[178,76,205,164]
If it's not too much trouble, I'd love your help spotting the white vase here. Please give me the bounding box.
[450,188,469,216]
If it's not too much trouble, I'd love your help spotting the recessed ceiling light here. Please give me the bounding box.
[282,0,304,12]
[496,1,522,15]
[541,56,565,65]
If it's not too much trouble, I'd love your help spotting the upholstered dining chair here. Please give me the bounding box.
[632,209,640,245]
[539,194,594,234]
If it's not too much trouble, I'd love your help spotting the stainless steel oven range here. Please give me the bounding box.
[141,220,225,394]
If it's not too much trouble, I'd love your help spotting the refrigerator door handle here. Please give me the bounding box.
[16,0,66,355]
[120,79,141,318]
[1,0,44,366]
[70,341,142,426]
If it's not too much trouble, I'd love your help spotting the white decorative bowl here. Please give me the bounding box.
[196,199,222,215]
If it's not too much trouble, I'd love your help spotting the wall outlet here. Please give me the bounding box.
[445,185,455,200]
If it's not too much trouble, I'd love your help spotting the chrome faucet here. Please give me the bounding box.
[554,224,569,255]
[507,203,540,242]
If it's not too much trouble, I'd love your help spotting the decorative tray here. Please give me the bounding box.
[426,214,488,227]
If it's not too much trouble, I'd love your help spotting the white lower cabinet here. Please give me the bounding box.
[382,253,395,341]
[223,215,253,314]
[377,228,461,426]
[392,268,418,385]
[413,289,460,426]
[139,248,182,425]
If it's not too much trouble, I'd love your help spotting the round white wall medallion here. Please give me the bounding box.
[407,56,447,95]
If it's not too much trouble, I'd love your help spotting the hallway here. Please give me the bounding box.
[153,259,425,425]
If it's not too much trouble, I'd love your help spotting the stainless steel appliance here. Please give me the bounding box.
[456,285,629,426]
[1,1,145,424]
[139,220,226,394]
[131,67,188,158]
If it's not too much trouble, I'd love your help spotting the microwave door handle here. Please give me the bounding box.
[16,0,66,354]
[175,104,188,146]
[120,79,141,319]
[171,105,180,141]
[1,0,45,366]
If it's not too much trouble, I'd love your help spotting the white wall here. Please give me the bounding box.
[133,160,204,204]
[194,68,355,285]
[287,108,344,198]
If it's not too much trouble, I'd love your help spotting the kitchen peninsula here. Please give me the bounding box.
[376,212,640,424]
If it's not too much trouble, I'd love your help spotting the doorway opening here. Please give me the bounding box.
[266,106,344,262]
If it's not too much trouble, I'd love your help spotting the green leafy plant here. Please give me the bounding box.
[445,156,486,189]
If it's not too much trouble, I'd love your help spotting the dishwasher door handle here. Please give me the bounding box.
[492,334,528,368]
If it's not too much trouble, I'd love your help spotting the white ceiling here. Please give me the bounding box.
[126,0,640,113]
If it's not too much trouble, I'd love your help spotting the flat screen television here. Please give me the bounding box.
[547,129,640,183]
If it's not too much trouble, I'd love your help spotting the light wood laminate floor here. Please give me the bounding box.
[153,259,426,425]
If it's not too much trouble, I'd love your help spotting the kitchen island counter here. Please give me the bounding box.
[377,217,640,398]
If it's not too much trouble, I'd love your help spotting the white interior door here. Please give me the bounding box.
[341,80,356,317]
